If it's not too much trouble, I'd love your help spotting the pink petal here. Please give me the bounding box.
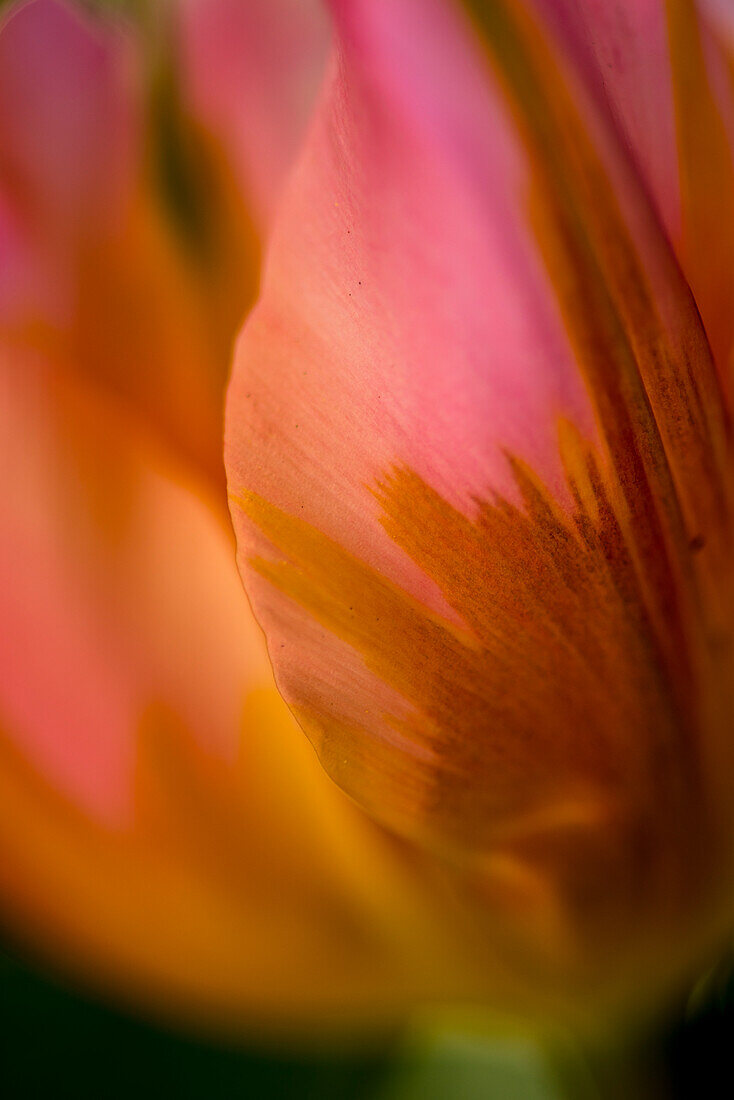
[0,346,263,822]
[226,0,601,843]
[0,0,257,484]
[226,0,732,1003]
[227,0,596,591]
[0,0,136,241]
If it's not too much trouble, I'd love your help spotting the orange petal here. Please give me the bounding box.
[666,0,734,386]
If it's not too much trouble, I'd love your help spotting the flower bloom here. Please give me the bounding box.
[0,0,507,1035]
[226,0,734,1019]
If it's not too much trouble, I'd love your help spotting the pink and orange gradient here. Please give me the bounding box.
[0,0,510,1037]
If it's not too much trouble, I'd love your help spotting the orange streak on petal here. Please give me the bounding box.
[233,397,734,1010]
[667,0,734,383]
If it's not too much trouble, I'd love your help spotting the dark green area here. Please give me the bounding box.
[2,937,734,1098]
[0,944,393,1100]
[0,940,557,1100]
[667,959,734,1098]
[149,68,225,269]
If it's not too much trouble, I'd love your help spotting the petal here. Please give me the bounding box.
[528,0,734,382]
[0,0,135,238]
[0,0,259,485]
[0,0,134,330]
[0,343,508,1031]
[0,0,511,1035]
[666,0,734,384]
[226,0,734,1006]
[178,0,331,228]
[0,346,263,821]
[528,0,682,243]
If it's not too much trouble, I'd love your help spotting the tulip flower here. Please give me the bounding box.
[0,0,512,1039]
[226,0,734,1037]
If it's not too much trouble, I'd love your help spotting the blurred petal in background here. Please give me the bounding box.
[0,0,502,1046]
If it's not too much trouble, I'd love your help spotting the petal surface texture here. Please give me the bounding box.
[226,0,734,1014]
[0,0,505,1034]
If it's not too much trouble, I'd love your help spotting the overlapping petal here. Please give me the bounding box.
[0,0,508,1034]
[226,0,734,1010]
[0,347,496,1029]
[0,0,257,485]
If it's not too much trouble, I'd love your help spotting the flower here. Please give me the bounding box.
[0,0,502,1037]
[225,0,734,1021]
